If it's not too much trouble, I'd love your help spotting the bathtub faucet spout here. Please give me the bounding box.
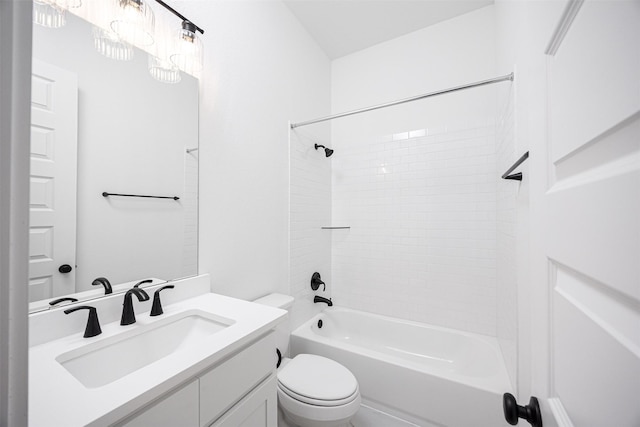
[314,296,333,307]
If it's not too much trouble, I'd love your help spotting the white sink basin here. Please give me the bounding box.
[56,310,234,388]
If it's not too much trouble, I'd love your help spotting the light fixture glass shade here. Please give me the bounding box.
[148,54,181,84]
[93,26,134,61]
[62,0,82,8]
[111,0,155,47]
[170,21,203,75]
[33,0,66,28]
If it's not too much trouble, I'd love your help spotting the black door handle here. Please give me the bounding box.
[503,393,542,427]
[58,264,73,273]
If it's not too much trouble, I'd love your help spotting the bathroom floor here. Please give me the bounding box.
[350,405,421,427]
[278,404,420,427]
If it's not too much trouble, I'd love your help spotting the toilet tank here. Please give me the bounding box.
[253,293,294,359]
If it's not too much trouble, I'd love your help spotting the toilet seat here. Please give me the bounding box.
[278,381,360,407]
[278,354,359,406]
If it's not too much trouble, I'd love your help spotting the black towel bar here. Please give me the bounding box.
[502,151,529,181]
[102,192,179,200]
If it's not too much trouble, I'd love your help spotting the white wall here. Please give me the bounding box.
[172,1,331,301]
[329,6,500,335]
[32,13,199,291]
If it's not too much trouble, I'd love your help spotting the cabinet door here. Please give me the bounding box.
[120,380,199,427]
[200,333,275,426]
[210,375,277,427]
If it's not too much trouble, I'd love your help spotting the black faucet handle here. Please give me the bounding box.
[92,277,112,294]
[133,279,153,288]
[49,297,79,307]
[150,285,175,316]
[311,272,326,291]
[64,306,102,338]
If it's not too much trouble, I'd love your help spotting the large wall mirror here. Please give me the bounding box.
[29,11,199,312]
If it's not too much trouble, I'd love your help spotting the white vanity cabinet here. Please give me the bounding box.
[119,333,277,427]
[210,375,277,427]
[120,380,200,427]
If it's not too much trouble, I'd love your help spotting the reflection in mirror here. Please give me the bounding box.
[29,11,198,312]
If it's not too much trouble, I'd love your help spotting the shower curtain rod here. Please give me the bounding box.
[290,72,514,129]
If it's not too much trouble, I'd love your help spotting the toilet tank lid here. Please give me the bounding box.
[253,293,294,310]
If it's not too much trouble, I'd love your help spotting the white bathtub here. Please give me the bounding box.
[291,307,512,427]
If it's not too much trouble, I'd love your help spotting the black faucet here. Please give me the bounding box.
[121,288,149,325]
[92,277,112,294]
[314,296,333,307]
[49,297,79,307]
[311,272,326,291]
[64,306,102,338]
[133,279,153,288]
[150,285,175,316]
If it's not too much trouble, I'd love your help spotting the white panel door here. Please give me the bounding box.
[539,1,640,426]
[29,59,78,302]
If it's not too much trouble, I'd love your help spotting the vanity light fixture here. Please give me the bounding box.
[148,54,181,84]
[35,0,205,83]
[93,26,134,61]
[33,0,81,28]
[169,20,204,75]
[111,0,156,48]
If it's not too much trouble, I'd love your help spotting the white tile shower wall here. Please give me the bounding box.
[289,127,332,329]
[496,85,518,389]
[332,120,498,335]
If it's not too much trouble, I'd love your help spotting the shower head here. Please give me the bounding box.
[314,144,334,158]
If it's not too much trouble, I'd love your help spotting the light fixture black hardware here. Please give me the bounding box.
[92,277,112,295]
[314,296,333,306]
[121,288,150,325]
[311,272,326,291]
[154,0,204,34]
[49,297,79,307]
[134,279,153,288]
[502,151,529,181]
[314,144,334,157]
[64,306,102,338]
[150,285,175,316]
[103,192,179,200]
[503,393,543,427]
[58,264,73,273]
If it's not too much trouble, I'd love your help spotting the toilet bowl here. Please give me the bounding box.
[277,354,361,427]
[253,294,361,427]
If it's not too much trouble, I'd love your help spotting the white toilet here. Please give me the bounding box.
[254,293,361,427]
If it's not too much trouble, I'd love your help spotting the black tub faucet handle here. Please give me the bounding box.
[311,272,326,291]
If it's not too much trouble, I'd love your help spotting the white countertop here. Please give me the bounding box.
[29,292,286,427]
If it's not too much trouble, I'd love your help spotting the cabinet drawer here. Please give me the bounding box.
[199,333,275,426]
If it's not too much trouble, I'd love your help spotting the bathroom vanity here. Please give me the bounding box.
[28,275,285,427]
[119,333,277,427]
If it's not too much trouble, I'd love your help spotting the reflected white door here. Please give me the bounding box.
[539,1,640,426]
[29,59,78,302]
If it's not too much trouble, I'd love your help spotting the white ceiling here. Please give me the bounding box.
[283,0,493,59]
